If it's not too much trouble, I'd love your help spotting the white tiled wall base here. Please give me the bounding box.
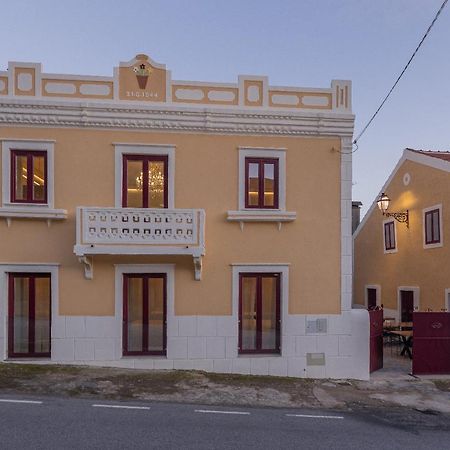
[44,309,370,380]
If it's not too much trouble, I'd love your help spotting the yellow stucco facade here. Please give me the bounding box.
[0,54,369,379]
[354,150,450,318]
[0,128,342,316]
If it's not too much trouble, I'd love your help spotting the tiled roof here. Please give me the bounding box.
[406,148,450,162]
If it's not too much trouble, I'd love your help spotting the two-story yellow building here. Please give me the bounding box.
[354,148,450,319]
[0,54,368,379]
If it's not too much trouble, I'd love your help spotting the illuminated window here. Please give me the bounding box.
[245,157,279,209]
[122,155,168,208]
[11,150,47,203]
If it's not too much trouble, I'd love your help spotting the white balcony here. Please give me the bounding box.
[74,207,205,280]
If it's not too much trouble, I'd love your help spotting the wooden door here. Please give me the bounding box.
[400,290,414,322]
[367,288,377,310]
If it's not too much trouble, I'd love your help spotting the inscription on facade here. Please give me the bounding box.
[125,91,159,99]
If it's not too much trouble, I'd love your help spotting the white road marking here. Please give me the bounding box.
[286,413,344,420]
[0,399,43,404]
[92,404,150,410]
[195,409,250,415]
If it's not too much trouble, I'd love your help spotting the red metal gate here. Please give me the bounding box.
[413,312,450,375]
[369,309,383,373]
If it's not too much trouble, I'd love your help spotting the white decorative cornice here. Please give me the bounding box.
[0,98,355,137]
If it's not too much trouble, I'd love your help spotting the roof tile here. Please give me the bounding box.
[406,148,450,162]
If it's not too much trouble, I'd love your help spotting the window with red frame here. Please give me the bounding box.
[122,155,168,208]
[239,273,280,354]
[11,150,47,203]
[245,157,279,209]
[8,273,51,358]
[425,209,440,244]
[384,221,396,251]
[123,274,167,356]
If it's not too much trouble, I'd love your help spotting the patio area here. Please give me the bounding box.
[371,346,412,381]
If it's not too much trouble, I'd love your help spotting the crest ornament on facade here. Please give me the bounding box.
[133,63,152,89]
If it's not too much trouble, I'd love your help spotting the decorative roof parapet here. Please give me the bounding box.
[0,54,352,114]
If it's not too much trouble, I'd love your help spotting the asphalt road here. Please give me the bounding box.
[0,395,448,449]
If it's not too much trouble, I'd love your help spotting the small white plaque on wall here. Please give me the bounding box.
[306,353,326,366]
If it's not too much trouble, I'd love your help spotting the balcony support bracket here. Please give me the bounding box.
[79,256,93,280]
[193,256,202,281]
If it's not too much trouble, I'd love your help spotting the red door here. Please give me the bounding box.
[400,291,414,322]
[367,288,377,310]
[369,309,383,373]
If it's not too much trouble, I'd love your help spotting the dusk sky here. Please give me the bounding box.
[1,0,448,216]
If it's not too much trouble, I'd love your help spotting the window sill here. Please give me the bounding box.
[227,210,296,230]
[423,242,443,249]
[0,206,68,226]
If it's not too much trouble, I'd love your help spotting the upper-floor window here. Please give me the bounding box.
[245,157,279,209]
[11,150,47,204]
[236,147,286,211]
[122,154,168,208]
[1,140,56,211]
[227,147,296,226]
[384,220,396,252]
[115,144,175,209]
[425,208,440,245]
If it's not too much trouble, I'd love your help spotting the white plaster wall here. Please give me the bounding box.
[0,264,368,379]
[48,308,369,380]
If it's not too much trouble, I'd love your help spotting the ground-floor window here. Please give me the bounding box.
[8,273,51,358]
[239,272,280,354]
[123,273,167,356]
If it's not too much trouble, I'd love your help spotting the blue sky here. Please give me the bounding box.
[1,0,449,215]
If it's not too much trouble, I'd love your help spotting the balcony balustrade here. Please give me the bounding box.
[74,207,205,280]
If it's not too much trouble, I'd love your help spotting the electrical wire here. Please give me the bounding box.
[349,0,448,151]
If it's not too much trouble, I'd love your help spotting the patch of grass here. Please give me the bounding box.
[0,362,83,376]
[109,370,193,385]
[0,363,83,389]
[206,372,315,388]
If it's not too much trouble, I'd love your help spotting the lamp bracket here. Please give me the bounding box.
[78,255,94,279]
[384,210,409,228]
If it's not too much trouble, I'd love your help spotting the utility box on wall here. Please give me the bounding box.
[306,318,327,334]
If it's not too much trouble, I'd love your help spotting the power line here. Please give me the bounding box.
[352,0,448,147]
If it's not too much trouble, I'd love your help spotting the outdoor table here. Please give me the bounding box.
[388,330,413,359]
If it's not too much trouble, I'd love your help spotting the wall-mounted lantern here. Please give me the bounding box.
[376,192,409,228]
